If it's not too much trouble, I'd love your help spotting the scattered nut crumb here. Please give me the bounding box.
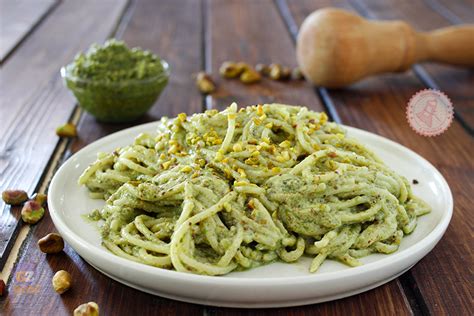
[255,63,270,76]
[218,61,302,84]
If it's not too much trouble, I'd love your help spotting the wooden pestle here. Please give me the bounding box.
[296,8,474,87]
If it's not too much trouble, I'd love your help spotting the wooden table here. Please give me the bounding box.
[1,0,472,315]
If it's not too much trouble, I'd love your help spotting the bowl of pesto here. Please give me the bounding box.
[61,39,169,123]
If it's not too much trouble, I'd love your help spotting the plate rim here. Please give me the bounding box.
[48,121,453,287]
[88,260,414,308]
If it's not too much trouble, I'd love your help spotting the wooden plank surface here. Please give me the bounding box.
[0,0,128,268]
[206,281,410,315]
[0,0,58,62]
[285,0,474,314]
[353,0,474,132]
[1,0,205,314]
[206,0,412,315]
[207,0,325,112]
[428,0,474,23]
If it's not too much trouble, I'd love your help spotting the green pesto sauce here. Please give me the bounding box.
[81,210,103,233]
[63,39,169,123]
[69,39,165,81]
[86,209,102,221]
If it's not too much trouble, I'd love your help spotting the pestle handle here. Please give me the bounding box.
[296,8,474,87]
[418,26,474,67]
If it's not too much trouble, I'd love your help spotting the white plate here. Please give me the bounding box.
[48,122,453,308]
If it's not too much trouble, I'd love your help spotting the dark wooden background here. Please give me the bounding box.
[1,0,473,315]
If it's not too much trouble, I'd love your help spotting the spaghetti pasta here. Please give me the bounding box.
[79,103,430,275]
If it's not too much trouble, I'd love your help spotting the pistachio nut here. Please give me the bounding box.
[219,61,244,78]
[38,233,64,254]
[52,270,72,294]
[21,200,45,224]
[268,64,291,81]
[268,63,283,80]
[74,302,99,316]
[31,193,48,206]
[195,72,216,94]
[240,68,262,84]
[291,67,304,80]
[2,189,28,206]
[235,62,250,73]
[255,63,270,76]
[280,66,291,80]
[56,123,77,138]
[0,279,5,297]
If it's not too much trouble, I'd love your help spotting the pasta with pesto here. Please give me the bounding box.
[79,103,430,275]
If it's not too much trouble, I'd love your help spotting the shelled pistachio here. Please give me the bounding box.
[2,190,28,205]
[240,68,261,84]
[74,302,99,316]
[56,123,77,138]
[291,67,304,80]
[31,193,47,206]
[52,270,72,294]
[195,72,216,94]
[21,200,45,224]
[38,233,64,254]
[219,61,246,78]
